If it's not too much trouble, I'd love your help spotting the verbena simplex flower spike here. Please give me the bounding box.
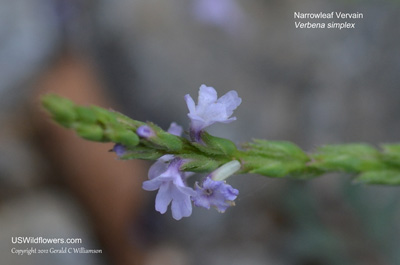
[42,84,400,220]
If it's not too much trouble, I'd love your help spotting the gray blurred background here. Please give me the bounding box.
[1,0,400,264]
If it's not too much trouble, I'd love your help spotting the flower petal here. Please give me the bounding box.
[155,183,173,214]
[198,85,218,107]
[217,116,236,124]
[142,178,163,191]
[185,94,196,113]
[217,90,242,116]
[148,159,169,180]
[171,186,194,220]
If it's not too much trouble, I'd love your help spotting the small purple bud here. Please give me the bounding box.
[137,125,155,138]
[113,144,126,157]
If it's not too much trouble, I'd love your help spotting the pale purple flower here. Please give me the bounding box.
[142,158,196,220]
[185,84,242,141]
[192,177,239,213]
[141,122,196,220]
[137,125,155,138]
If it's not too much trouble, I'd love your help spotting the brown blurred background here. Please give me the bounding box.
[1,0,400,265]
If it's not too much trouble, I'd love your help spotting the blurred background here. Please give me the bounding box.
[1,0,400,264]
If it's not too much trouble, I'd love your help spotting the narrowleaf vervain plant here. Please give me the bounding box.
[41,85,400,220]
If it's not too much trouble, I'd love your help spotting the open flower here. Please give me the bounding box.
[143,158,196,220]
[141,122,196,220]
[185,84,241,141]
[192,177,239,212]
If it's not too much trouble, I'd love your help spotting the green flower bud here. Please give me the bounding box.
[381,144,400,167]
[179,154,221,173]
[245,140,309,162]
[110,129,139,147]
[75,124,104,141]
[200,132,237,155]
[75,106,97,124]
[120,150,163,160]
[91,106,118,125]
[248,159,305,178]
[355,170,400,185]
[312,144,385,172]
[155,131,183,151]
[41,94,77,127]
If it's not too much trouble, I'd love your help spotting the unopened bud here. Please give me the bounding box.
[137,125,155,138]
[211,160,241,181]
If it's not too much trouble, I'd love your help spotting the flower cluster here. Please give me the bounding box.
[116,85,242,220]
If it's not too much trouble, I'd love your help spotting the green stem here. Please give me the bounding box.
[41,94,400,185]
